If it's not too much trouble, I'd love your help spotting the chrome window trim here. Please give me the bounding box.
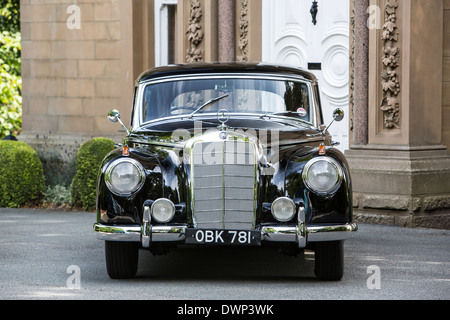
[133,73,319,130]
[104,158,146,197]
[138,73,314,86]
[302,156,344,195]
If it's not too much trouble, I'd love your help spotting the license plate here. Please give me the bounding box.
[185,229,261,246]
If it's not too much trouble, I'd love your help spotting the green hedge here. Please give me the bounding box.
[1,1,22,140]
[0,140,45,207]
[0,31,22,140]
[71,137,115,211]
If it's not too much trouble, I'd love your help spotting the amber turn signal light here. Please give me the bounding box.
[122,145,130,156]
[319,144,326,155]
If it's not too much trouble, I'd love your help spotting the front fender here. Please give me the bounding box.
[96,147,164,225]
[285,147,352,225]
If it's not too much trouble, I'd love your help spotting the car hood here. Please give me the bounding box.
[127,116,327,149]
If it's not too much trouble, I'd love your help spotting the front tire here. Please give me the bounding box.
[314,240,344,281]
[105,241,139,279]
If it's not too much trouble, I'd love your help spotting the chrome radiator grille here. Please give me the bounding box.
[192,140,257,230]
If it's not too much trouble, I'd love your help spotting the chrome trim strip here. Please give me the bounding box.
[141,205,151,248]
[93,223,141,242]
[94,222,357,245]
[297,206,306,248]
[306,223,358,242]
[136,73,319,129]
[94,223,188,244]
[152,226,187,242]
[138,73,315,88]
[261,226,298,243]
[263,205,307,247]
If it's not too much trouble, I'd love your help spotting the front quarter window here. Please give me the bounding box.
[131,86,139,128]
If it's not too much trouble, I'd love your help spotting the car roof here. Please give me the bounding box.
[137,62,318,83]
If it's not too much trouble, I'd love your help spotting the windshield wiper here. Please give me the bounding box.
[188,93,229,119]
[260,111,313,127]
[260,111,298,118]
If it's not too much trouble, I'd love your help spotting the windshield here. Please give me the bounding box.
[141,77,312,123]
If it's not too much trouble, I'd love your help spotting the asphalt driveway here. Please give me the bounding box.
[0,208,449,301]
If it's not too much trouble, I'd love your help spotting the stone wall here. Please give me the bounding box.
[348,0,450,230]
[20,0,124,159]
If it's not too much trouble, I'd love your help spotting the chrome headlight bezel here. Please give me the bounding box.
[105,158,146,197]
[302,156,344,195]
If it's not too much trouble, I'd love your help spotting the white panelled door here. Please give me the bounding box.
[262,0,350,151]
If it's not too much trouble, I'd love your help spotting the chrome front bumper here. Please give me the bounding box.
[93,222,358,248]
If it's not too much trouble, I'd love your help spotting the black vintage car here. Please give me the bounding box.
[94,62,357,280]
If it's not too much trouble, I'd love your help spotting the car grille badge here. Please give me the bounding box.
[217,109,230,140]
[219,131,228,140]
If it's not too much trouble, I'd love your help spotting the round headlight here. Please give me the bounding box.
[151,198,175,223]
[105,158,145,196]
[302,157,343,194]
[271,197,296,222]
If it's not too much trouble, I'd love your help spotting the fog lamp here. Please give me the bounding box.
[271,197,296,222]
[151,198,176,223]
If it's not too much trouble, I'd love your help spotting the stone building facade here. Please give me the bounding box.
[19,0,450,228]
[346,0,450,228]
[20,0,125,160]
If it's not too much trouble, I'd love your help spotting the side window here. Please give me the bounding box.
[142,86,153,122]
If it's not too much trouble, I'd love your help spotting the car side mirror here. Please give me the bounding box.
[108,109,130,136]
[308,108,345,138]
[332,108,344,122]
[108,109,121,123]
[324,108,344,132]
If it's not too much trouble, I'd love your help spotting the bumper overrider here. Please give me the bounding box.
[93,205,358,248]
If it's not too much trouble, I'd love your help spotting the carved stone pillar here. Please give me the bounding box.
[218,0,235,62]
[351,0,369,146]
[178,0,219,63]
[236,0,261,62]
[346,0,450,229]
[184,0,205,63]
[178,0,261,64]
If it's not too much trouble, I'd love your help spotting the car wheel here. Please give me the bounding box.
[105,241,139,279]
[314,240,344,281]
